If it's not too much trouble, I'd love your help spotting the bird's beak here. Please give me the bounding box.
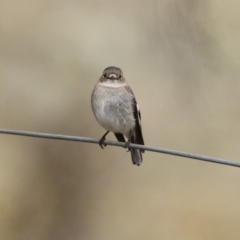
[109,74,117,79]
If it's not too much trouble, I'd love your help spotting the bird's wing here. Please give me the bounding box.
[125,86,145,153]
[133,101,145,152]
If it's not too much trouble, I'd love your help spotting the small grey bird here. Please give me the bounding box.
[91,66,144,166]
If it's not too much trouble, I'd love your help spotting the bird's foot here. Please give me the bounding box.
[125,139,131,152]
[99,136,107,149]
[125,131,132,152]
[99,131,109,149]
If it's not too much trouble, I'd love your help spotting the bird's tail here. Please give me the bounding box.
[130,124,144,166]
[130,147,143,166]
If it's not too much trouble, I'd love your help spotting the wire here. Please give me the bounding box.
[0,128,239,168]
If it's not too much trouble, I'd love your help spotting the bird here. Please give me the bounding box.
[91,66,144,166]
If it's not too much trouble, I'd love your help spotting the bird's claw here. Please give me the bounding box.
[99,137,107,149]
[99,131,109,149]
[125,140,131,152]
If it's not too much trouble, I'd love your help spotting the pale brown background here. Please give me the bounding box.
[1,1,240,239]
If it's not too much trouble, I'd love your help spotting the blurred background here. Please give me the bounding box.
[1,0,240,239]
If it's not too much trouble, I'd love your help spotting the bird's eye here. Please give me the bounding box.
[103,73,107,78]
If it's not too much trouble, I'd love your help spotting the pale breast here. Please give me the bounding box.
[91,85,136,134]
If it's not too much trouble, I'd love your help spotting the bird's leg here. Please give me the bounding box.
[99,131,109,149]
[125,131,132,152]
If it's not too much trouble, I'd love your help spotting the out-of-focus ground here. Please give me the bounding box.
[0,1,240,239]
